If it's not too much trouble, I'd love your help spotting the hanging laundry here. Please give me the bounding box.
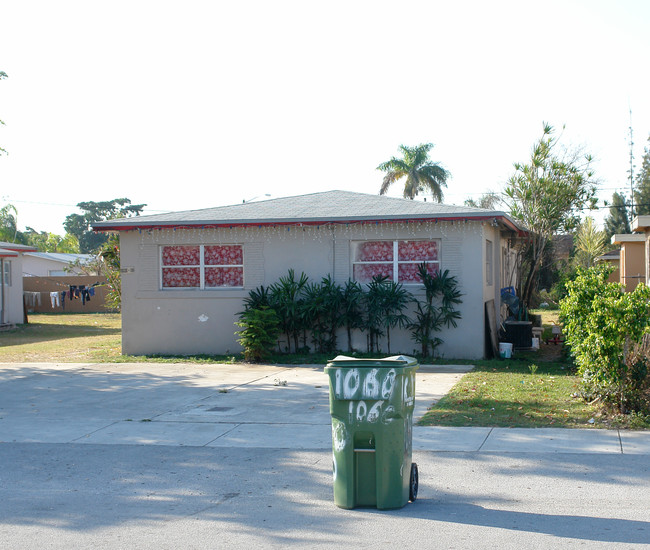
[23,292,41,307]
[50,291,60,308]
[61,291,66,310]
[80,285,90,305]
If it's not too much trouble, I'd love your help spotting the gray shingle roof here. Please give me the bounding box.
[596,248,620,261]
[0,242,38,253]
[24,252,95,264]
[93,190,523,232]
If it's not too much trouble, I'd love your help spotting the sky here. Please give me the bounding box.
[1,0,649,235]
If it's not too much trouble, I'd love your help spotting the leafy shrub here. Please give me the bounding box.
[238,268,462,358]
[301,275,343,353]
[361,275,414,354]
[268,269,309,353]
[409,265,462,358]
[560,265,650,413]
[99,234,121,309]
[235,306,281,362]
[340,280,365,352]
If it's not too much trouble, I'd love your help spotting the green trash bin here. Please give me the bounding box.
[324,355,419,510]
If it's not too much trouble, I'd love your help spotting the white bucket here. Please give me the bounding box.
[531,337,540,349]
[499,342,513,359]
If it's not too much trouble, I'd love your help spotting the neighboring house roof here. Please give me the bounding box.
[611,233,645,244]
[596,248,620,262]
[22,252,96,277]
[0,248,19,258]
[0,241,38,253]
[24,252,95,265]
[93,190,526,234]
[632,215,650,232]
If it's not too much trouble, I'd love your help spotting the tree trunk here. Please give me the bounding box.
[386,327,391,355]
[521,236,548,308]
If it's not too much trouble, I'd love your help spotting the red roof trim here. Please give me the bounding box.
[95,215,525,235]
[0,245,38,253]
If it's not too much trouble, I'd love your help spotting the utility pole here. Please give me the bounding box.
[628,107,636,217]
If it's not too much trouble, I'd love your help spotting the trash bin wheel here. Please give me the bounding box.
[409,463,419,501]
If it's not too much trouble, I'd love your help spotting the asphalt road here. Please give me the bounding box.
[1,362,649,549]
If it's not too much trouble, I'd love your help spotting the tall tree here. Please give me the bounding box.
[574,216,606,268]
[604,191,631,241]
[64,198,145,253]
[634,135,650,216]
[464,191,501,209]
[0,203,18,242]
[378,143,450,201]
[504,123,597,308]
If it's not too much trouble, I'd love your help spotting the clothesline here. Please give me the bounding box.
[23,282,104,310]
[22,274,105,290]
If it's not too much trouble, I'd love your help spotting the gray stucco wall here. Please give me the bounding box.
[1,255,25,325]
[119,221,499,359]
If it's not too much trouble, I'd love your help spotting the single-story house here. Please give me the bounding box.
[632,216,650,285]
[610,233,645,291]
[93,190,526,359]
[23,252,96,277]
[0,241,38,327]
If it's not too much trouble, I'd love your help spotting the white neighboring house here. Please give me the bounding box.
[22,252,96,277]
[0,241,38,327]
[93,190,526,359]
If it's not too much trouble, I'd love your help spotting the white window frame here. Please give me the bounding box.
[2,260,11,287]
[160,244,244,289]
[352,239,441,285]
[486,239,493,286]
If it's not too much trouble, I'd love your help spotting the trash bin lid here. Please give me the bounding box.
[326,355,418,368]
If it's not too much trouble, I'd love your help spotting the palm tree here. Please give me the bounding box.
[378,143,450,201]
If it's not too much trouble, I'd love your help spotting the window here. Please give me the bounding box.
[161,245,243,289]
[352,240,439,284]
[486,240,493,286]
[2,260,11,286]
[501,247,509,287]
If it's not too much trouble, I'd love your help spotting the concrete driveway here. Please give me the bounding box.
[1,362,650,549]
[0,362,470,448]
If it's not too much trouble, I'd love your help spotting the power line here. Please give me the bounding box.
[2,197,169,214]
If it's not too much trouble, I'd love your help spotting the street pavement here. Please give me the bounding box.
[1,362,649,548]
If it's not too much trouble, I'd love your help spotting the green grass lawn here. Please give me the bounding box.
[418,358,602,428]
[0,313,123,362]
[419,308,650,430]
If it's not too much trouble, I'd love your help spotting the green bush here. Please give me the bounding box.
[301,275,343,353]
[237,268,462,358]
[268,269,309,353]
[560,265,650,413]
[408,265,462,358]
[235,306,281,362]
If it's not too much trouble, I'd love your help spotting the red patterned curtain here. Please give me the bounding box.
[353,240,439,284]
[161,245,243,288]
[355,241,393,262]
[205,245,243,266]
[398,241,438,261]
